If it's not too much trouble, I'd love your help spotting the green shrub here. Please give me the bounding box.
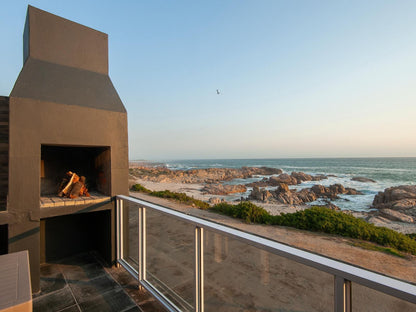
[131,183,151,193]
[130,184,209,209]
[212,201,272,224]
[211,203,416,255]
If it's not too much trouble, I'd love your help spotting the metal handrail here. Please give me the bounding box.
[116,195,416,312]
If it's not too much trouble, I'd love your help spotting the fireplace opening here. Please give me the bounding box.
[40,145,111,208]
[40,210,112,264]
[41,145,111,196]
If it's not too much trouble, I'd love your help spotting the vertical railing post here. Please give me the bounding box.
[195,226,204,312]
[116,198,123,261]
[335,275,352,312]
[138,206,147,282]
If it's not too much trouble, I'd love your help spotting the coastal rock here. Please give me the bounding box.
[209,197,224,205]
[372,185,416,223]
[248,174,298,187]
[273,173,298,185]
[352,176,376,183]
[312,174,328,181]
[248,186,273,201]
[245,171,328,188]
[291,171,328,183]
[379,209,414,223]
[130,166,283,184]
[345,188,363,195]
[291,172,312,182]
[296,188,317,202]
[248,181,362,206]
[310,184,363,199]
[391,199,416,210]
[277,183,290,193]
[373,185,416,208]
[202,184,247,195]
[310,185,329,196]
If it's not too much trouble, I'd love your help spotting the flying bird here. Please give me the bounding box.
[216,89,220,95]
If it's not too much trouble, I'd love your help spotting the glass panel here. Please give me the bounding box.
[146,209,195,311]
[204,230,334,312]
[121,200,139,272]
[352,282,416,312]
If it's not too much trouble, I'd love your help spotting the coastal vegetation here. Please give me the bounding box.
[131,183,209,209]
[211,202,416,255]
[131,183,416,255]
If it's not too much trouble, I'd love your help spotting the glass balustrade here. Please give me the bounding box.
[146,209,195,311]
[351,282,416,312]
[204,229,334,311]
[116,195,416,312]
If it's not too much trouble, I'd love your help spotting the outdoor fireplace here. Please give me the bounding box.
[41,145,111,196]
[2,6,129,292]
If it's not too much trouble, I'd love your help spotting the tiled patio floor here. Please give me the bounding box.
[33,252,166,312]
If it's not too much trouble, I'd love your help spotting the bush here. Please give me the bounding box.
[130,184,209,209]
[212,201,272,223]
[131,183,151,193]
[211,203,416,255]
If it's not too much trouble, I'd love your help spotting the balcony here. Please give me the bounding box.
[116,195,416,312]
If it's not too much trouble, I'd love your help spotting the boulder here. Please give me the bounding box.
[352,176,376,183]
[373,185,416,208]
[291,172,312,182]
[209,197,223,205]
[272,174,298,185]
[345,188,364,195]
[311,185,328,196]
[248,186,274,202]
[312,174,328,181]
[379,209,414,223]
[372,185,416,223]
[310,184,362,199]
[276,183,290,193]
[290,172,328,182]
[202,184,247,195]
[296,188,317,202]
[329,184,346,194]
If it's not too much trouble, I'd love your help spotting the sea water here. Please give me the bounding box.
[163,158,416,212]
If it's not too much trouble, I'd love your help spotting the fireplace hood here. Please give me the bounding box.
[10,6,126,113]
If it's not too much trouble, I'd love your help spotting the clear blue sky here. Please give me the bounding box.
[1,1,416,160]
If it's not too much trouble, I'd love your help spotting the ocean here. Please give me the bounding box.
[162,158,416,212]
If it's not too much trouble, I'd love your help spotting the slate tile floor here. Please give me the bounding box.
[33,252,166,312]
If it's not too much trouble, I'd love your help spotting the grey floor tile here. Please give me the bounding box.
[57,304,81,312]
[62,262,106,282]
[33,286,77,312]
[68,274,120,303]
[78,288,136,312]
[34,264,66,298]
[121,306,142,312]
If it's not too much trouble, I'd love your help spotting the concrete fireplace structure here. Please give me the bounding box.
[0,6,128,292]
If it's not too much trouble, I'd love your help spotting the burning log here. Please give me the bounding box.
[58,171,90,198]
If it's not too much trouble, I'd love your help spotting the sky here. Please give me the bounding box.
[1,1,416,160]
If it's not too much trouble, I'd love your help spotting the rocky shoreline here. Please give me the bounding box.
[129,166,416,234]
